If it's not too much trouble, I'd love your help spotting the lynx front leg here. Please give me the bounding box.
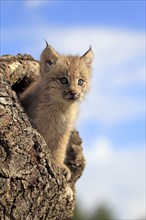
[51,141,71,181]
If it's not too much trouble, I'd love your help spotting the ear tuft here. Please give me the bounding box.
[81,47,94,69]
[40,43,60,75]
[45,39,49,47]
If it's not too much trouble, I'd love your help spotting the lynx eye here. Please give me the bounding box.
[60,77,68,84]
[78,79,84,86]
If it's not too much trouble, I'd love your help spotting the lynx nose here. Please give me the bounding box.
[69,90,78,99]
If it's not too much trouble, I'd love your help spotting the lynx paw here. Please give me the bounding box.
[61,164,71,181]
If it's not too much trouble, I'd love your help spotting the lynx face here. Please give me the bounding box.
[40,44,94,104]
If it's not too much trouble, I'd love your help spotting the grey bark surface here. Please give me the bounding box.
[0,54,86,220]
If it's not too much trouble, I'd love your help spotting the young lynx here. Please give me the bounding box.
[20,42,94,180]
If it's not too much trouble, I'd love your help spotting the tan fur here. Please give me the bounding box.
[20,44,94,179]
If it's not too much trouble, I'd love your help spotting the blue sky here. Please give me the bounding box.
[1,0,145,29]
[1,0,145,54]
[1,1,145,219]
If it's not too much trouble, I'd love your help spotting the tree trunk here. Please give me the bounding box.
[0,54,86,220]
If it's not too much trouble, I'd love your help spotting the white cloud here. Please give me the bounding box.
[86,138,113,164]
[78,93,145,125]
[76,138,145,219]
[24,0,53,9]
[2,24,145,124]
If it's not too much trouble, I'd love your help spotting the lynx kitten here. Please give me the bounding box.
[20,42,94,180]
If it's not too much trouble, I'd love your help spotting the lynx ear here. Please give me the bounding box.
[40,42,60,75]
[81,46,94,69]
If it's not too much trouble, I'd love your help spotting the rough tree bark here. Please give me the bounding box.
[0,54,86,220]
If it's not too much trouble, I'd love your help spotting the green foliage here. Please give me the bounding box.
[73,204,114,220]
[73,203,85,220]
[91,205,114,220]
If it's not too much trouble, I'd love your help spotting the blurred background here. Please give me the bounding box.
[1,1,145,219]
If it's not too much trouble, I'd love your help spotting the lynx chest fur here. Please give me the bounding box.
[20,42,94,180]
